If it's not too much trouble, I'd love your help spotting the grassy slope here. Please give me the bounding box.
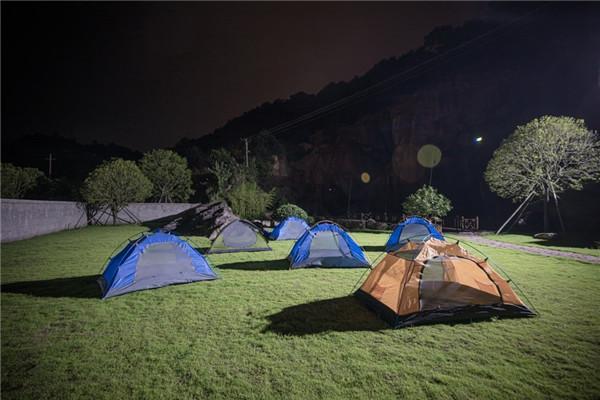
[482,233,600,257]
[1,226,599,400]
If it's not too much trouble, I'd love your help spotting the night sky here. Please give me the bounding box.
[2,2,487,150]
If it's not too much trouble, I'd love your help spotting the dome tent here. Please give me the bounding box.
[268,216,310,240]
[355,238,534,328]
[288,221,370,268]
[385,216,444,252]
[208,219,271,254]
[99,230,217,299]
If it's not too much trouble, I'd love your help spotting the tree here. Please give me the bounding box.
[485,116,600,231]
[139,149,194,202]
[402,185,452,219]
[1,163,43,199]
[206,148,241,201]
[81,158,152,224]
[226,180,275,220]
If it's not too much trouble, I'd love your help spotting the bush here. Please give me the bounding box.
[273,203,309,221]
[226,180,274,220]
[402,185,452,219]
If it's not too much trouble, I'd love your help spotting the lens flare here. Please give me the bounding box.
[417,144,442,168]
[360,172,371,183]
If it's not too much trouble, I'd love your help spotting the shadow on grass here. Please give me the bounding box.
[263,295,386,335]
[217,259,289,271]
[362,245,386,252]
[1,275,101,299]
[526,235,598,250]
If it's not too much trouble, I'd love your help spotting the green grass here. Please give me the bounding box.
[482,233,600,257]
[2,226,599,399]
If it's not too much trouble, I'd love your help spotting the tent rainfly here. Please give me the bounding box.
[208,219,271,254]
[288,221,370,268]
[99,230,218,299]
[385,216,444,252]
[355,238,535,328]
[268,216,310,240]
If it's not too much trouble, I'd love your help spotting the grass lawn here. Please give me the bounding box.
[482,233,600,257]
[2,226,599,399]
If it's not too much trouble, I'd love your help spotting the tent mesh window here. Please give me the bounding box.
[210,220,270,253]
[303,231,359,267]
[419,256,500,311]
[399,223,431,243]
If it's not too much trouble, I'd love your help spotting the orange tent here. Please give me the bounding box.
[355,238,534,328]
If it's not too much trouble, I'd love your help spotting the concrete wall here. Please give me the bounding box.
[89,203,198,225]
[1,200,200,243]
[1,199,88,243]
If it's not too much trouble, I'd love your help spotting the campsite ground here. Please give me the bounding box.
[2,226,599,399]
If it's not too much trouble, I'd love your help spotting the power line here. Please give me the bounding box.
[255,5,547,139]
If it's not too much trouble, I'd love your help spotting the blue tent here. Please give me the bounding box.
[288,221,370,268]
[385,216,444,252]
[99,230,217,298]
[268,216,310,240]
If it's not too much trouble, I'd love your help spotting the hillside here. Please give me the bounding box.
[176,4,600,228]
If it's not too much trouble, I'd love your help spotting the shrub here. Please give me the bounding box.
[402,185,452,219]
[273,203,309,221]
[226,180,274,220]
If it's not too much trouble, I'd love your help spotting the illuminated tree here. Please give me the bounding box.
[0,163,43,199]
[485,116,600,231]
[82,159,152,224]
[402,185,452,219]
[139,149,194,202]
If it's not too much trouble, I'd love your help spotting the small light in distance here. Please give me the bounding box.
[474,136,483,143]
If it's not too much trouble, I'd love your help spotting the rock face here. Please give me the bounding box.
[145,201,237,239]
[179,6,600,228]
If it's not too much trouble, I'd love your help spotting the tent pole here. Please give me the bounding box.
[496,191,534,235]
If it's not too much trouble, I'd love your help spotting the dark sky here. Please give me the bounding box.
[2,2,487,150]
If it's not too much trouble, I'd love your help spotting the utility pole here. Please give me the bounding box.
[243,138,249,168]
[44,153,55,177]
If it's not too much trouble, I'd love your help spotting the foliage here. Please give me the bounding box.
[139,149,194,202]
[250,131,285,182]
[81,158,152,224]
[2,226,599,399]
[273,203,309,221]
[485,116,600,202]
[402,185,453,219]
[206,148,242,202]
[0,163,44,199]
[226,180,275,220]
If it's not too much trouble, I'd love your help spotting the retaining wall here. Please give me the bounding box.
[1,199,88,243]
[1,199,199,243]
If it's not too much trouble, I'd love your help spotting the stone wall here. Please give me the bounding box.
[1,200,200,243]
[1,199,87,243]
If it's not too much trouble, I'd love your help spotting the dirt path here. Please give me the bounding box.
[454,233,600,264]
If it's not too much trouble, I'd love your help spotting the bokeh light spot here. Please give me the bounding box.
[417,144,442,168]
[360,172,371,183]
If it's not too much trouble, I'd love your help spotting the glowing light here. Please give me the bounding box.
[360,172,371,184]
[417,144,442,168]
[475,136,483,143]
